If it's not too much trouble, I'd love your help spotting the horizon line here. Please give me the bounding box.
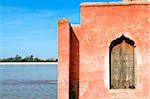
[0,62,58,65]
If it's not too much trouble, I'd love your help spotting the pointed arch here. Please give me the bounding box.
[109,35,136,89]
[110,35,136,50]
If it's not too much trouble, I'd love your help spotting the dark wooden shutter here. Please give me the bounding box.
[111,41,135,89]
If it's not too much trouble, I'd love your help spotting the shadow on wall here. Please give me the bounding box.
[69,26,79,99]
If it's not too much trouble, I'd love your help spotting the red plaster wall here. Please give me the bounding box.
[69,27,79,99]
[58,19,70,99]
[58,2,150,99]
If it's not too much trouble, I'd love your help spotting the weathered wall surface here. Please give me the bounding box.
[58,20,80,99]
[58,2,150,99]
[69,27,79,99]
[58,19,70,99]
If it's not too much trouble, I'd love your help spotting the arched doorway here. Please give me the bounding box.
[109,35,136,89]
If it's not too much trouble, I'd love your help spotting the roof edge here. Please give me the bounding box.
[80,1,150,7]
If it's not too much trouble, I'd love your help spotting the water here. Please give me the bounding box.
[0,64,57,99]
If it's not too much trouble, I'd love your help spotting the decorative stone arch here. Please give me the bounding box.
[109,35,136,89]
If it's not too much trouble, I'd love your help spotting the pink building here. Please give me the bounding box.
[58,1,150,99]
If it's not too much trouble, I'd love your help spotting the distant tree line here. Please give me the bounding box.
[0,54,58,62]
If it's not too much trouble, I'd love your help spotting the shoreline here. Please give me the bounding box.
[0,62,58,65]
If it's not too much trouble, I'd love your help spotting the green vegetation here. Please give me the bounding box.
[0,54,58,62]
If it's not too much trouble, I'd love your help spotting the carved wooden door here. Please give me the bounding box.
[111,41,135,89]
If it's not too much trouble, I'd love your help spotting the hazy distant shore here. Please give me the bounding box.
[0,62,58,65]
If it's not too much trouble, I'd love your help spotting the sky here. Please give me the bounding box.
[0,0,121,59]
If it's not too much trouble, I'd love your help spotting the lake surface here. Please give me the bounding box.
[0,64,57,99]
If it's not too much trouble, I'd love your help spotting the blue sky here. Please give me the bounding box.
[0,0,121,59]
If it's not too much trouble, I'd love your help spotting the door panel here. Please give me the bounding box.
[111,41,135,89]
